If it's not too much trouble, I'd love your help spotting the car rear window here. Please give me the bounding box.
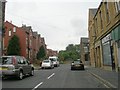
[43,60,49,63]
[49,58,57,61]
[1,57,13,64]
[73,61,80,64]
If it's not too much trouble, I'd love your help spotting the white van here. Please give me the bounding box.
[49,56,59,67]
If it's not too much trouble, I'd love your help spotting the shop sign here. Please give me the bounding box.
[102,34,111,44]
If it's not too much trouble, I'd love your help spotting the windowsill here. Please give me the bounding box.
[115,11,120,18]
[106,21,111,27]
[101,29,104,33]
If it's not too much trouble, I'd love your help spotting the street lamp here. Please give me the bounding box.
[0,0,6,56]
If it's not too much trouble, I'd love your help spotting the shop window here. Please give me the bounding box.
[102,42,112,65]
[118,40,120,48]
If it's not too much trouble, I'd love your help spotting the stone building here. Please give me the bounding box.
[88,0,120,71]
[80,37,89,64]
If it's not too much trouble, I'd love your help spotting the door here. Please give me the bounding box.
[110,46,115,70]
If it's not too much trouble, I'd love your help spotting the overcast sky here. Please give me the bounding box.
[5,0,101,51]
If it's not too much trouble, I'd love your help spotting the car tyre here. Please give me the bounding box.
[30,69,34,76]
[18,71,23,80]
[2,76,7,80]
[41,67,44,69]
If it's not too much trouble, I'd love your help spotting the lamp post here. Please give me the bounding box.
[0,0,6,56]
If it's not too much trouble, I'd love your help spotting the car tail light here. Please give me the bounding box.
[12,57,17,65]
[71,63,74,65]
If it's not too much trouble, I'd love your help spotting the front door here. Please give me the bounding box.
[110,46,115,70]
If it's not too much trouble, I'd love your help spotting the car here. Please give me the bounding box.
[0,56,34,80]
[41,59,54,69]
[71,60,84,70]
[49,56,60,67]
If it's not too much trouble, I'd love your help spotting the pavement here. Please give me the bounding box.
[34,66,41,70]
[86,65,119,89]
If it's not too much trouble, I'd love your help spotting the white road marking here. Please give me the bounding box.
[104,84,109,88]
[47,73,55,79]
[32,82,43,90]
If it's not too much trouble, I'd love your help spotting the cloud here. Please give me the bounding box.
[5,0,101,51]
[70,17,88,38]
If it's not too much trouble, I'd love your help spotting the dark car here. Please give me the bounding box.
[71,60,84,70]
[0,56,34,80]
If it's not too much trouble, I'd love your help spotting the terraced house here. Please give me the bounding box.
[88,0,120,72]
[4,21,47,62]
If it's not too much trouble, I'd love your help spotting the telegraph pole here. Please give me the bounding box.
[0,0,6,56]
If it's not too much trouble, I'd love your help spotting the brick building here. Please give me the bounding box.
[4,21,46,62]
[47,49,58,57]
[41,37,47,57]
[4,21,27,57]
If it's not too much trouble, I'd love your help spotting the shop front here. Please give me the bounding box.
[118,41,120,71]
[111,24,120,71]
[102,34,114,71]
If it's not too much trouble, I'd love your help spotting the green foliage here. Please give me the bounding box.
[37,45,46,60]
[7,35,21,55]
[58,44,80,61]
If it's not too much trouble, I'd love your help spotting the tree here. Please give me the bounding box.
[37,45,46,60]
[66,44,75,51]
[7,35,21,55]
[58,44,80,61]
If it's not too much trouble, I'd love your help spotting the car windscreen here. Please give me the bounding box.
[1,57,13,64]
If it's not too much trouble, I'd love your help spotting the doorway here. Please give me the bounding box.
[110,46,115,70]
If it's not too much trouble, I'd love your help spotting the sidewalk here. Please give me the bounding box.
[86,65,118,88]
[34,66,41,70]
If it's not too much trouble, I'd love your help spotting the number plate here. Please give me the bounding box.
[0,67,8,70]
[75,65,80,67]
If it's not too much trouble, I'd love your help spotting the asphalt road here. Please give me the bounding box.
[1,64,106,89]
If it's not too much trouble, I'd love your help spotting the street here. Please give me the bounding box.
[1,64,107,89]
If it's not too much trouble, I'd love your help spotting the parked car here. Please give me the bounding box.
[49,56,60,67]
[41,59,54,69]
[0,56,34,80]
[71,60,84,70]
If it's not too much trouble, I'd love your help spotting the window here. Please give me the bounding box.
[105,2,110,23]
[26,49,28,54]
[115,0,120,13]
[26,38,28,45]
[99,11,103,30]
[95,18,98,34]
[9,30,11,36]
[13,27,16,32]
[30,39,32,46]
